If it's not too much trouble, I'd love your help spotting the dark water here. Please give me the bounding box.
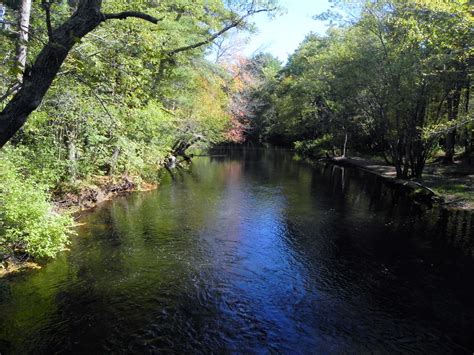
[1,148,474,354]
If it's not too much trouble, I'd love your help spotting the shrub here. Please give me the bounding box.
[294,134,334,157]
[0,153,73,260]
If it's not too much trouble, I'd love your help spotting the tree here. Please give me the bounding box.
[0,0,280,262]
[226,52,281,142]
[0,0,277,148]
[16,0,31,79]
[255,0,472,178]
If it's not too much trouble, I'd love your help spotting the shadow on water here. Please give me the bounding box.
[0,147,473,353]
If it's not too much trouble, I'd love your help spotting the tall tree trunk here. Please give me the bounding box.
[445,129,456,163]
[16,0,32,79]
[463,85,471,155]
[444,88,461,164]
[106,147,120,176]
[66,131,77,183]
[342,132,348,158]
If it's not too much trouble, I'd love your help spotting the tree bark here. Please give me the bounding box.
[106,146,120,176]
[342,132,348,158]
[444,87,461,164]
[68,0,80,13]
[66,130,77,183]
[0,0,104,148]
[464,85,471,155]
[16,0,32,78]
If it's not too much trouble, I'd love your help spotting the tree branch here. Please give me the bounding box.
[73,74,116,126]
[0,82,22,103]
[167,8,273,56]
[41,0,54,42]
[0,0,275,148]
[102,11,162,24]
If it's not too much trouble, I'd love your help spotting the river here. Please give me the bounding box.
[1,147,473,353]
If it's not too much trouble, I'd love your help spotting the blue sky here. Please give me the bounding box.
[244,0,332,62]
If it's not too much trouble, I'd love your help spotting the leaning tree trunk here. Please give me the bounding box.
[0,0,162,148]
[0,0,104,148]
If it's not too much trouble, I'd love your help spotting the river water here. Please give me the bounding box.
[1,148,473,353]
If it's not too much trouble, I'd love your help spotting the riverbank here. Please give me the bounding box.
[323,156,474,210]
[0,175,159,278]
[53,175,158,215]
[0,154,198,278]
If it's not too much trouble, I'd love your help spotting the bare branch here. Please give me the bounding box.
[72,74,116,125]
[167,8,273,56]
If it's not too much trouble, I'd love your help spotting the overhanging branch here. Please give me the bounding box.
[102,11,163,24]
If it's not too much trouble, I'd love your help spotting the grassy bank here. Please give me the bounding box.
[323,156,473,210]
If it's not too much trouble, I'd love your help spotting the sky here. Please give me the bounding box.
[244,0,332,62]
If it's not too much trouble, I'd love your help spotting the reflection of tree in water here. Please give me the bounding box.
[1,149,474,353]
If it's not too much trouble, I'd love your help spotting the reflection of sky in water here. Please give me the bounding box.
[198,159,313,350]
[0,148,473,354]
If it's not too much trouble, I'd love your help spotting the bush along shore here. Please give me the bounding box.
[0,171,140,277]
[0,149,191,278]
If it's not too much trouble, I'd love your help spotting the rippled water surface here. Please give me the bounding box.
[1,148,474,354]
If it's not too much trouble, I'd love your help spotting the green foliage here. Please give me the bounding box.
[294,135,334,158]
[0,152,72,259]
[0,0,279,264]
[249,0,472,178]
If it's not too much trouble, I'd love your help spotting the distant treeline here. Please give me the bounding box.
[239,0,472,179]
